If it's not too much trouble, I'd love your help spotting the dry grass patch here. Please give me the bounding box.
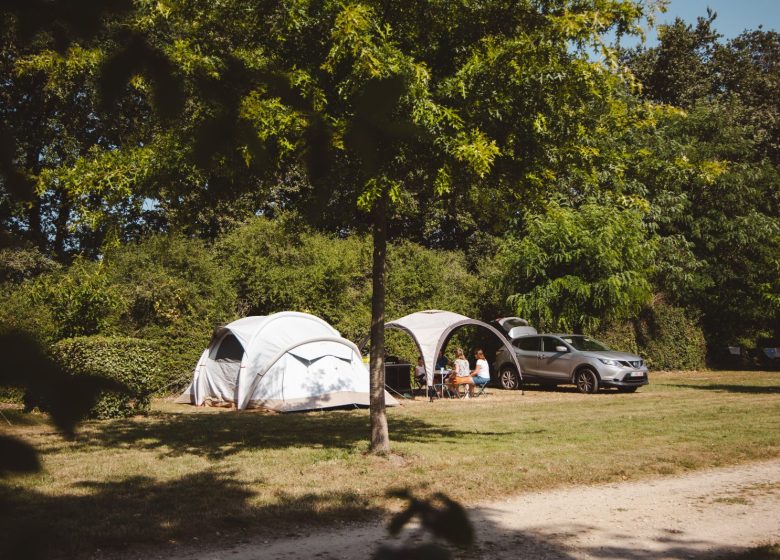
[1,370,778,557]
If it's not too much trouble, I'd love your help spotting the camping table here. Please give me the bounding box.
[432,369,453,398]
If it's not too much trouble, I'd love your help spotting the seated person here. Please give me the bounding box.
[445,347,474,398]
[414,356,426,387]
[468,349,490,397]
[435,350,450,371]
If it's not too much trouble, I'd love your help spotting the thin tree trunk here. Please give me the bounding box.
[26,197,46,252]
[369,190,390,454]
[53,188,72,260]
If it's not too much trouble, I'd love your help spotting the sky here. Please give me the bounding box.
[640,0,780,44]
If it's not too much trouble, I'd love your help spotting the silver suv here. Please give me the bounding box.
[494,333,649,393]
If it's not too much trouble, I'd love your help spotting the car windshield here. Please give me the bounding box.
[559,335,610,352]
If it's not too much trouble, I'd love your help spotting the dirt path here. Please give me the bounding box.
[138,459,780,560]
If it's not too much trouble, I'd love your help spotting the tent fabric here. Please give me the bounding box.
[385,309,524,387]
[177,311,398,412]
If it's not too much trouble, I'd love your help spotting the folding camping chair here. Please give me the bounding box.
[473,377,490,397]
[448,375,474,399]
[412,374,428,398]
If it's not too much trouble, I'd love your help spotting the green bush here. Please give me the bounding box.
[46,336,167,419]
[26,258,122,340]
[587,301,707,371]
[103,234,237,334]
[635,302,707,371]
[0,244,60,284]
[589,320,640,355]
[145,323,212,394]
[218,216,483,350]
[98,235,236,393]
[0,283,58,346]
[217,215,372,341]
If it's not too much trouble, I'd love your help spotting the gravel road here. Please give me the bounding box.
[131,459,779,560]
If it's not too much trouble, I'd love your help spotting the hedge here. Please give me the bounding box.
[636,303,707,371]
[590,320,640,356]
[144,323,213,394]
[590,302,707,371]
[45,336,167,419]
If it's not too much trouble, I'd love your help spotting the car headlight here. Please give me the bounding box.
[598,358,620,366]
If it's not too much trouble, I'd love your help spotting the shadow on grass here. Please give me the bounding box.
[665,383,780,395]
[0,407,51,427]
[70,411,480,459]
[2,471,770,560]
[0,468,381,559]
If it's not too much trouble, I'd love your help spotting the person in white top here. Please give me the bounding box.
[414,356,426,387]
[469,348,490,397]
[446,347,474,398]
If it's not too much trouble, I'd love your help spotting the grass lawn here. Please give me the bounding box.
[1,370,778,557]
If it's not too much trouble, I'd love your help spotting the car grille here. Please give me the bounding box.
[622,374,647,384]
[619,359,643,368]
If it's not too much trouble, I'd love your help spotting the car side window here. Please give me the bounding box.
[542,336,565,352]
[513,336,540,351]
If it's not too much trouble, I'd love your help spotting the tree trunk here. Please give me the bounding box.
[25,197,46,252]
[369,190,390,454]
[53,188,72,260]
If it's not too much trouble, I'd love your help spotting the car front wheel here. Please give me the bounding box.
[574,367,599,394]
[498,365,520,390]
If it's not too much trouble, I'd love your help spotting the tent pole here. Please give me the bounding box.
[384,384,409,400]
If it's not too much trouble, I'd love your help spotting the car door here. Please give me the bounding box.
[538,336,574,380]
[512,336,541,378]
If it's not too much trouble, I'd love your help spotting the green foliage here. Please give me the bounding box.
[503,196,655,333]
[0,282,58,345]
[47,336,163,419]
[384,239,482,361]
[89,235,234,391]
[625,17,780,353]
[102,233,237,334]
[626,12,720,108]
[149,323,214,394]
[635,301,707,371]
[589,301,707,371]
[27,259,122,340]
[589,319,640,356]
[217,215,372,342]
[386,240,480,320]
[0,245,59,284]
[626,100,780,350]
[0,234,232,394]
[217,215,480,353]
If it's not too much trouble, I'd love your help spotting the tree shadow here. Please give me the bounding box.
[67,410,480,459]
[1,470,766,560]
[665,383,780,395]
[0,468,383,559]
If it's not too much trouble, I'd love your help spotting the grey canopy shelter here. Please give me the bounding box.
[384,310,524,392]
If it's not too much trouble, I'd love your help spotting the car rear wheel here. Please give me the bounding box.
[498,365,520,390]
[575,367,599,394]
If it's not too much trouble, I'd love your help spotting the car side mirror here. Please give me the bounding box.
[555,346,568,353]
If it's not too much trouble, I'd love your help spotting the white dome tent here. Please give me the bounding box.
[177,312,398,412]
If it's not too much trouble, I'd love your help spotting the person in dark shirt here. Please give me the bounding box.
[435,350,449,371]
